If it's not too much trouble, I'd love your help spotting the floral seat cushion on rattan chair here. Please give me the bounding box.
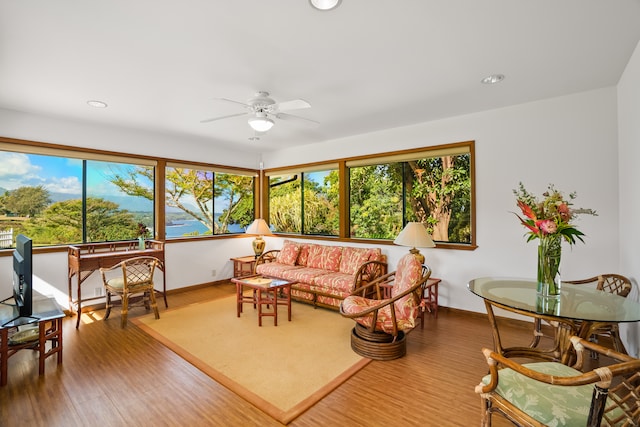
[476,336,640,426]
[99,256,161,328]
[340,253,431,360]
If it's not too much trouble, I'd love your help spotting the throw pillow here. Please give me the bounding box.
[297,243,314,266]
[308,245,343,272]
[339,247,370,275]
[277,240,300,265]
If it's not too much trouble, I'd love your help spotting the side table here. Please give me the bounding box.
[418,277,442,328]
[230,256,257,278]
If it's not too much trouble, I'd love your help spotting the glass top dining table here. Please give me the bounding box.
[468,277,640,363]
[468,277,640,323]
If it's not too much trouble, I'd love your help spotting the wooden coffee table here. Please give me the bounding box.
[231,275,293,326]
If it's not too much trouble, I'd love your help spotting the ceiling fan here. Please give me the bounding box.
[200,91,318,133]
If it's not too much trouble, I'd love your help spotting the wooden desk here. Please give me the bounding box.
[468,277,640,364]
[0,296,65,386]
[68,240,167,328]
[230,256,257,278]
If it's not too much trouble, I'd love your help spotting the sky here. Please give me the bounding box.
[0,151,150,197]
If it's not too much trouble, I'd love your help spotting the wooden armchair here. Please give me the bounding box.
[340,253,431,360]
[99,256,161,327]
[531,274,632,353]
[476,336,640,426]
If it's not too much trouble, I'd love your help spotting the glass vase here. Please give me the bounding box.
[138,236,146,251]
[537,235,562,298]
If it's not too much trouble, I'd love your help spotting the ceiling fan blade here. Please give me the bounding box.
[276,112,319,125]
[275,99,311,112]
[200,112,247,123]
[214,97,251,108]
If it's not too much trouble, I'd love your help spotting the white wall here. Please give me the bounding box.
[617,40,640,356]
[265,87,620,315]
[0,87,622,323]
[0,108,261,168]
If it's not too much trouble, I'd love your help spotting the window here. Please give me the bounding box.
[0,147,155,246]
[165,164,255,239]
[267,165,339,236]
[349,163,403,239]
[347,142,474,245]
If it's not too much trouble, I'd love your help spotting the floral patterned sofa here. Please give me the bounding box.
[255,240,388,310]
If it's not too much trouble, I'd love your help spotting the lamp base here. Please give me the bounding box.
[409,247,425,265]
[253,236,266,259]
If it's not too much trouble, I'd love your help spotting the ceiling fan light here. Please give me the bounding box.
[248,116,275,132]
[309,0,341,11]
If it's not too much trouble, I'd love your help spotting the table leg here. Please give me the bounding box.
[257,289,263,327]
[1,328,7,387]
[55,318,63,366]
[273,289,278,326]
[286,285,291,322]
[236,283,242,317]
[75,275,82,328]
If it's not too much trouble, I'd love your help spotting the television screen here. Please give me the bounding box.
[13,234,33,317]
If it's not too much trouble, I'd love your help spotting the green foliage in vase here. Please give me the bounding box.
[513,182,597,245]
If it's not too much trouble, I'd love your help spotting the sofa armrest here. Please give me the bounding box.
[352,260,388,292]
[255,250,279,270]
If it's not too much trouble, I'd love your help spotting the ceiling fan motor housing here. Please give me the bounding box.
[248,91,276,113]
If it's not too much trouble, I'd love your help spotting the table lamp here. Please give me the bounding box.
[393,222,435,264]
[245,218,273,258]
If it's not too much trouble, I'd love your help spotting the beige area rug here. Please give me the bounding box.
[133,295,370,424]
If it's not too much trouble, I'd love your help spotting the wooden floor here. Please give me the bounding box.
[0,283,533,427]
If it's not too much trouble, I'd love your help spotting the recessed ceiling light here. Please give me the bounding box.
[309,0,342,11]
[87,100,108,108]
[481,74,505,85]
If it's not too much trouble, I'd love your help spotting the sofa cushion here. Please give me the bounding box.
[279,267,329,284]
[313,272,357,295]
[297,243,315,267]
[339,247,372,275]
[256,262,300,278]
[277,240,300,265]
[307,245,343,272]
[365,247,383,262]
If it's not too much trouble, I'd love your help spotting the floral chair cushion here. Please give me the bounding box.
[341,253,423,334]
[481,362,622,426]
[276,240,300,265]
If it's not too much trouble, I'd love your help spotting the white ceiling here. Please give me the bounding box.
[1,0,639,153]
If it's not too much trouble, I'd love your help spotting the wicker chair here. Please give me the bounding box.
[531,274,632,353]
[99,256,161,327]
[476,336,640,426]
[340,253,431,360]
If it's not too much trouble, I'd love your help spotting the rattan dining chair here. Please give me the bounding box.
[476,336,640,426]
[340,253,431,360]
[530,274,632,353]
[99,256,161,327]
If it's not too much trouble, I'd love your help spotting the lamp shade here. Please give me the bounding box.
[393,222,435,249]
[245,218,272,236]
